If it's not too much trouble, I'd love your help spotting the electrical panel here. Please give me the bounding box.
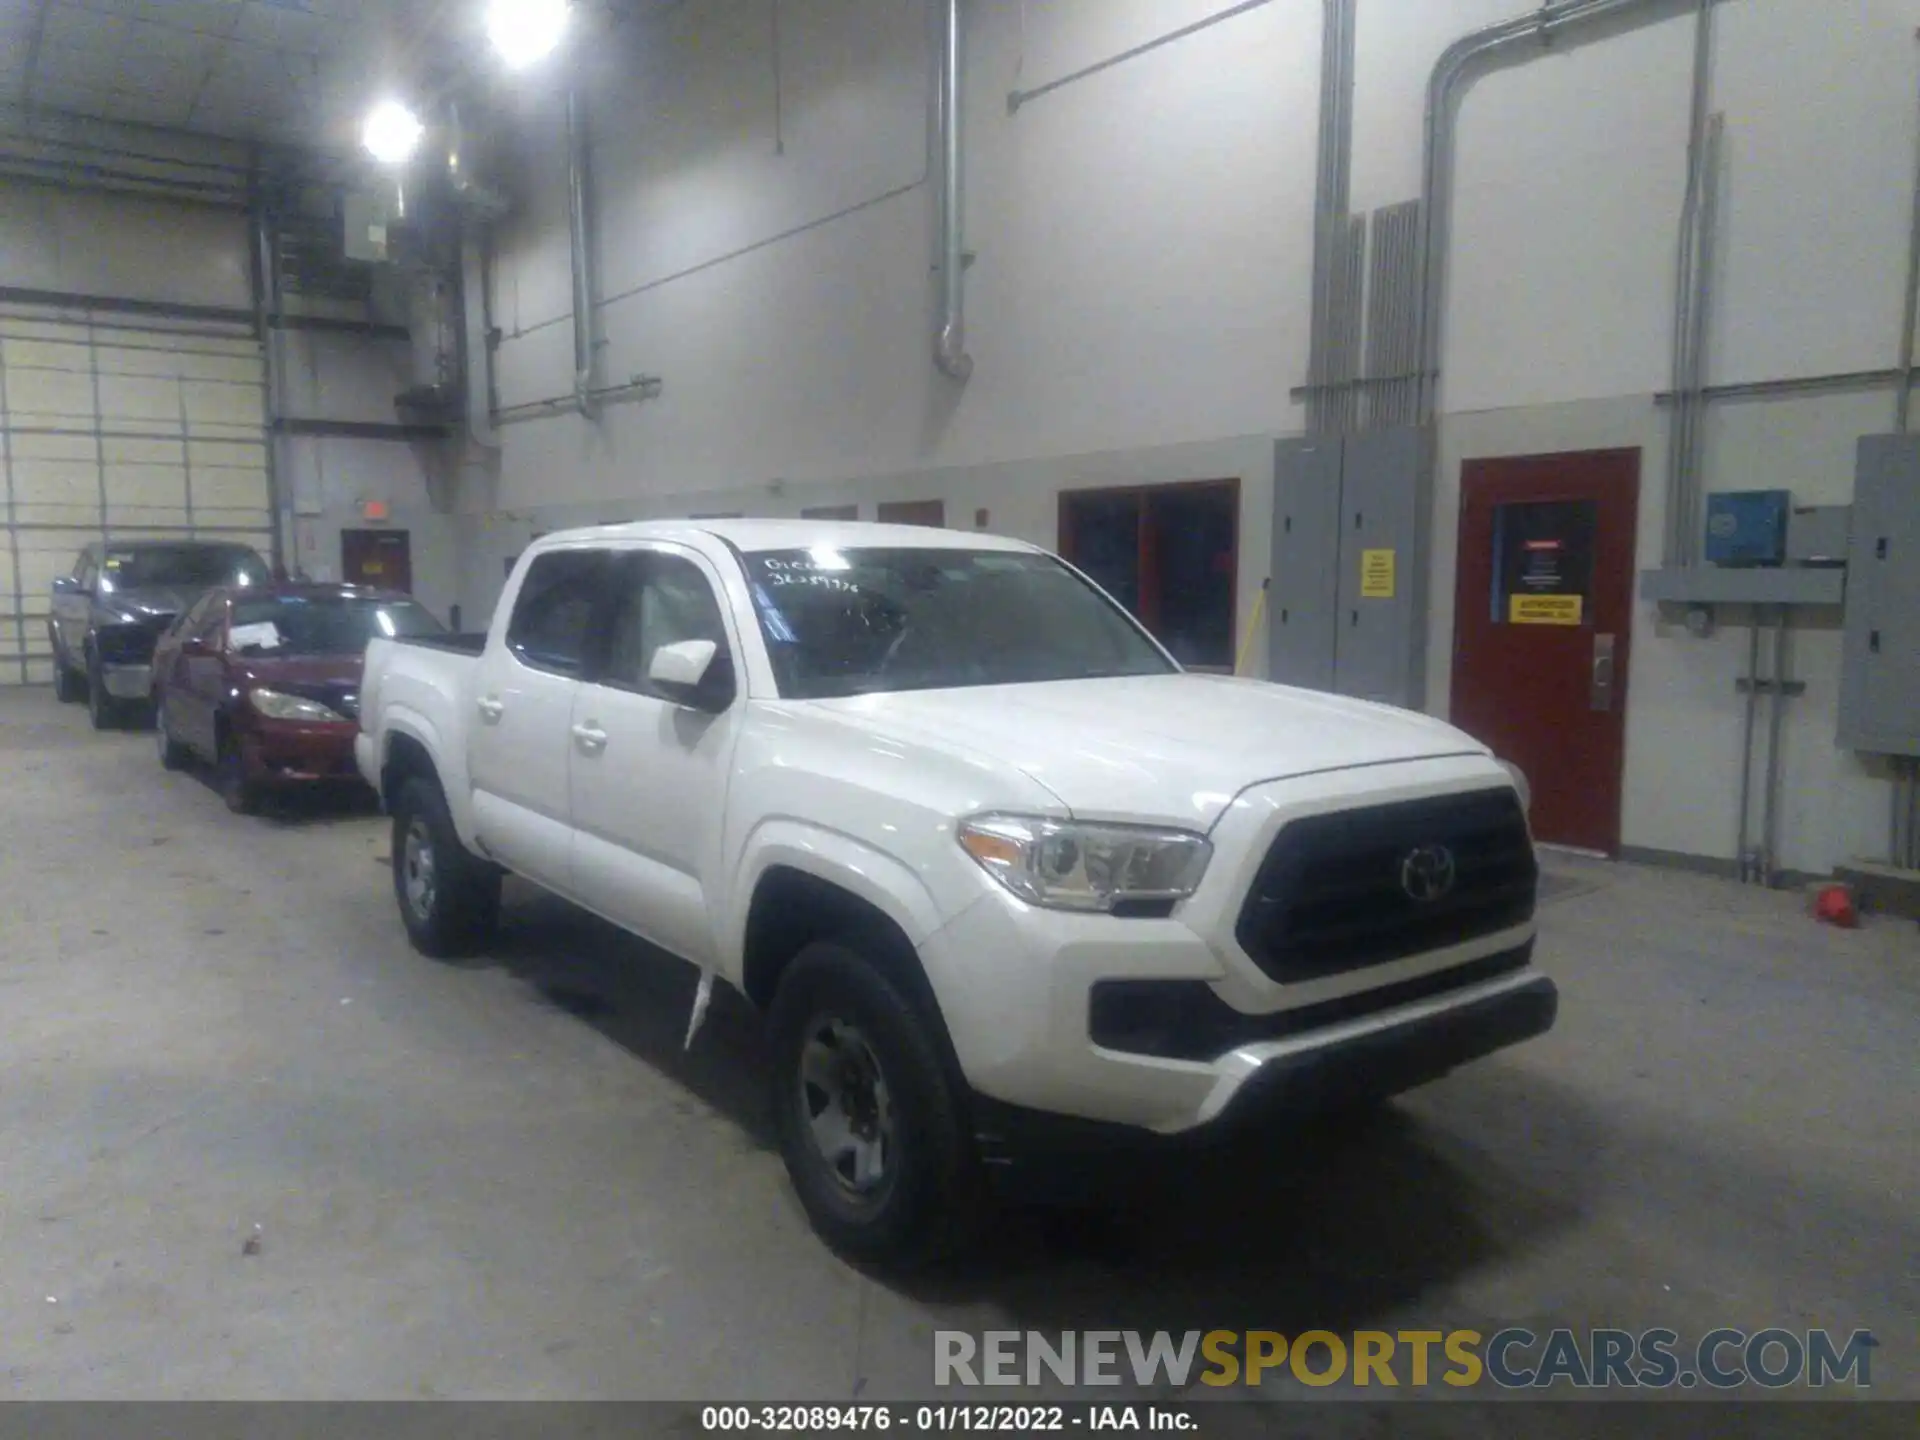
[1839,436,1920,757]
[1705,490,1791,566]
[1269,438,1343,693]
[1787,505,1853,565]
[1270,427,1433,710]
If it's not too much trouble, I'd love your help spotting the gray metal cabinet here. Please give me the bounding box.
[1839,434,1920,757]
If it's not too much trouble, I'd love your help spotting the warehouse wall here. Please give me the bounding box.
[0,179,461,629]
[473,0,1920,876]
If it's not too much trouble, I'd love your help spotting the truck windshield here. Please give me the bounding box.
[230,596,445,657]
[741,546,1176,699]
[100,545,268,592]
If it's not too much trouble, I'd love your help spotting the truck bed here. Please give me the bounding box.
[396,632,488,656]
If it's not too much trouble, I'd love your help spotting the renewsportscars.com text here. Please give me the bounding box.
[934,1328,1879,1391]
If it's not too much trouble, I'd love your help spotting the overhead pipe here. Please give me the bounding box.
[565,88,598,415]
[934,0,973,381]
[1414,0,1712,426]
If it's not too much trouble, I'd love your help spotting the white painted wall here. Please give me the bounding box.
[473,0,1920,876]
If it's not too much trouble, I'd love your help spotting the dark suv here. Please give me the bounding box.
[49,539,272,729]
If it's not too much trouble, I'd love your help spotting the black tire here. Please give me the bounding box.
[768,940,981,1267]
[217,732,261,815]
[155,699,190,771]
[52,637,84,704]
[85,648,119,730]
[391,776,501,959]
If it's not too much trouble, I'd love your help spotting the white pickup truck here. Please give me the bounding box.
[356,519,1554,1262]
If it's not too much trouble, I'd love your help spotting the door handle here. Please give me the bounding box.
[1590,633,1617,713]
[571,722,608,753]
[476,696,505,723]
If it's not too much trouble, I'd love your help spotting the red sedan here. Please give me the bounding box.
[151,583,446,813]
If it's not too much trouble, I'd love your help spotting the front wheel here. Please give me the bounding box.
[390,777,501,958]
[155,699,190,771]
[52,637,84,704]
[218,734,260,814]
[86,650,119,730]
[768,941,981,1267]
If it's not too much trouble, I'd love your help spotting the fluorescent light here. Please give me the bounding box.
[485,0,570,70]
[361,100,424,165]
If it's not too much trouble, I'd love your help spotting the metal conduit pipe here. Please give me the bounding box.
[1736,619,1760,879]
[1415,0,1719,425]
[934,0,974,381]
[565,89,597,416]
[1307,0,1357,436]
[1761,606,1790,885]
[1665,0,1716,566]
[1897,56,1920,435]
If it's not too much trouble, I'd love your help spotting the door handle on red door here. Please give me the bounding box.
[571,722,608,754]
[476,696,504,723]
[1591,633,1617,713]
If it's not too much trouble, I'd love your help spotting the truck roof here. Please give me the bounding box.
[539,517,1046,555]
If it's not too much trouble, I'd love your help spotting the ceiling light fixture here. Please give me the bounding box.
[485,0,571,70]
[361,99,425,165]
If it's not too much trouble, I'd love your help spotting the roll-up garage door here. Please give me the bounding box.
[0,300,273,686]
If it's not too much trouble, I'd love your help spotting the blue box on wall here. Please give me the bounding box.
[1705,490,1791,566]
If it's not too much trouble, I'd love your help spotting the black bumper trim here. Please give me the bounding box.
[973,973,1558,1197]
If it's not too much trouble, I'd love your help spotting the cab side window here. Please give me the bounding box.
[507,551,609,677]
[603,551,733,701]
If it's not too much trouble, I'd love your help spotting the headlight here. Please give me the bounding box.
[957,814,1212,913]
[1497,758,1532,813]
[250,687,345,723]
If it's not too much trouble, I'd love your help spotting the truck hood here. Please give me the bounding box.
[92,585,197,625]
[808,673,1488,829]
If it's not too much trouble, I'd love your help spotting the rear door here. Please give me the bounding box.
[568,545,744,964]
[467,549,610,895]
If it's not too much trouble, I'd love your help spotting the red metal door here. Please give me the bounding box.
[341,529,413,593]
[1452,450,1640,854]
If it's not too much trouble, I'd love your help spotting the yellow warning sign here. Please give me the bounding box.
[1360,549,1396,599]
[1510,594,1584,626]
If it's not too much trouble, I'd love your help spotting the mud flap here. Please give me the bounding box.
[683,968,715,1049]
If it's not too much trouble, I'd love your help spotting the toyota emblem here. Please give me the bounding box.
[1400,844,1457,902]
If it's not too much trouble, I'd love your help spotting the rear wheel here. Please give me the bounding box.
[769,940,981,1267]
[391,776,501,958]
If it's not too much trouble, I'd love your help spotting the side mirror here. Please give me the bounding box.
[647,638,733,712]
[52,576,88,597]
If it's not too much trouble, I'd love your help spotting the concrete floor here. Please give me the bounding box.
[1,686,1915,1423]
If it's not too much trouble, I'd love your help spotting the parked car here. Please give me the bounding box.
[355,520,1551,1264]
[50,539,272,729]
[153,583,445,814]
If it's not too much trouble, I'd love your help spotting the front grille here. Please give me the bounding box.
[1235,788,1537,983]
[93,618,170,665]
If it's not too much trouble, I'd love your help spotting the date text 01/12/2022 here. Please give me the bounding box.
[699,1404,1197,1432]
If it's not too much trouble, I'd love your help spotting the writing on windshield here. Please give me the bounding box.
[742,546,1174,699]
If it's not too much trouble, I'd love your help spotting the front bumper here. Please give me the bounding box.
[241,723,363,785]
[972,968,1557,1191]
[98,662,153,700]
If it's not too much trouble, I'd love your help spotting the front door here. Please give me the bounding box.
[568,546,742,966]
[1452,449,1640,855]
[342,529,413,592]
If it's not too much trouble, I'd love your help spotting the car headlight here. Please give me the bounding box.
[1497,758,1532,813]
[957,814,1212,913]
[250,687,345,723]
